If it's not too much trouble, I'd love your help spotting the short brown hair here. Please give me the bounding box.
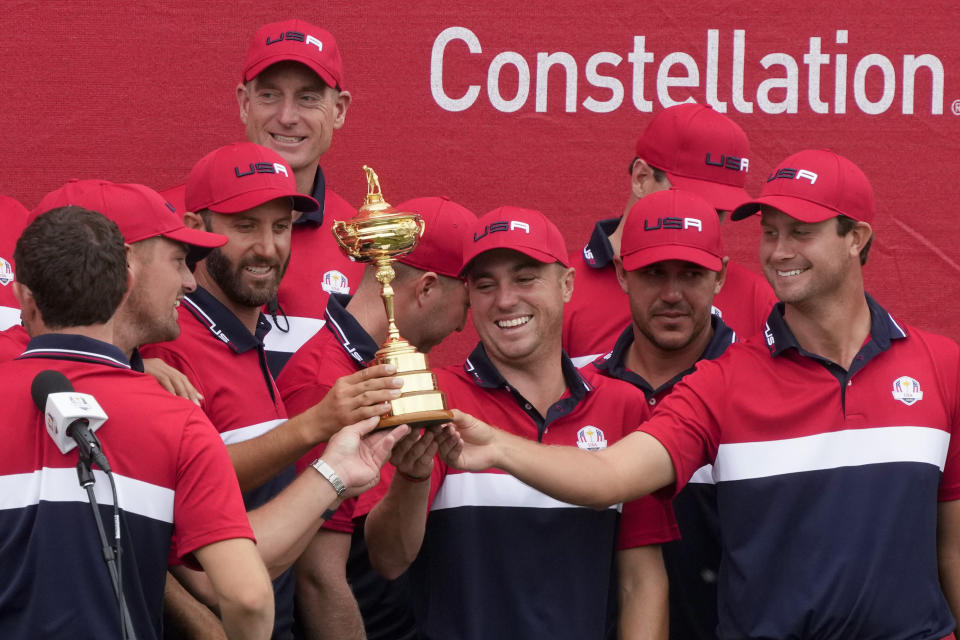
[836,215,872,265]
[15,206,128,329]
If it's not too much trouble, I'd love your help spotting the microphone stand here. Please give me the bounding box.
[76,447,138,640]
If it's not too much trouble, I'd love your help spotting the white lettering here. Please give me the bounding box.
[903,54,944,115]
[797,169,818,183]
[803,37,830,114]
[431,27,481,112]
[536,52,578,113]
[757,52,799,114]
[273,163,288,177]
[628,36,653,112]
[305,35,323,53]
[854,53,896,115]
[834,30,848,114]
[684,218,703,231]
[657,52,698,107]
[427,27,947,117]
[583,52,624,113]
[488,52,530,112]
[740,158,750,172]
[510,221,531,233]
[705,29,726,112]
[732,30,753,113]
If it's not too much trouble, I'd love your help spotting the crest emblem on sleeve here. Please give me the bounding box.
[0,257,13,286]
[321,270,350,295]
[891,376,923,406]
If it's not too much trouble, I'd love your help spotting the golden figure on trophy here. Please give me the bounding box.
[331,166,454,429]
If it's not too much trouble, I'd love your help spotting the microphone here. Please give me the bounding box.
[31,370,111,471]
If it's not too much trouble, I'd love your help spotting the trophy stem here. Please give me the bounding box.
[375,257,404,347]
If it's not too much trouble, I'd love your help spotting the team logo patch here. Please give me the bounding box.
[0,257,13,286]
[576,425,607,451]
[892,376,924,406]
[321,270,350,295]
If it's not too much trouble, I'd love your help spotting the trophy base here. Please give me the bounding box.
[377,409,454,431]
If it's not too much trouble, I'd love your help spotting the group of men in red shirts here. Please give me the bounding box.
[1,15,959,640]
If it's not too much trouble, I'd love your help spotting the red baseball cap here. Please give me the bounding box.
[186,142,319,215]
[730,149,875,223]
[242,19,344,90]
[634,103,751,212]
[31,179,227,260]
[620,189,723,272]
[395,197,476,278]
[460,206,569,276]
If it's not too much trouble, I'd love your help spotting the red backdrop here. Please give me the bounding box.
[2,1,958,360]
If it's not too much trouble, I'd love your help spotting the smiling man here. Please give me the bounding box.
[437,150,960,640]
[363,206,677,640]
[236,19,365,375]
[142,142,402,639]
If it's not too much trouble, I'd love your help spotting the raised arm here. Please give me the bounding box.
[436,410,676,508]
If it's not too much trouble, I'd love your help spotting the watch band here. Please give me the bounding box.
[311,458,347,498]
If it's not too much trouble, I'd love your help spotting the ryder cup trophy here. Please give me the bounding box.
[331,166,454,429]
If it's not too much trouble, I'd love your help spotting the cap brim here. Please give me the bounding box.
[621,246,722,272]
[665,174,751,213]
[203,188,320,215]
[730,195,839,223]
[245,56,340,89]
[459,245,564,277]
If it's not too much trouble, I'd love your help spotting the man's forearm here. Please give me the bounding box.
[295,531,366,640]
[228,407,327,492]
[248,469,341,577]
[163,571,227,640]
[488,428,675,508]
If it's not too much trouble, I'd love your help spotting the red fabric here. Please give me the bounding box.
[1,2,957,350]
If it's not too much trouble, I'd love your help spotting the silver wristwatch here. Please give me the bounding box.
[311,458,347,498]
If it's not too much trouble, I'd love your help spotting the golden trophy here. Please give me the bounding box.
[331,166,454,429]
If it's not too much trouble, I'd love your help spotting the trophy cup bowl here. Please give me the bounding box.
[331,166,454,430]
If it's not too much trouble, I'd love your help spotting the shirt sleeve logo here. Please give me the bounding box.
[576,425,607,450]
[892,376,924,406]
[0,257,13,286]
[321,270,350,295]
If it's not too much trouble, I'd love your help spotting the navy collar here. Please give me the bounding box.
[324,293,380,367]
[462,343,592,440]
[296,164,328,226]
[581,217,620,269]
[593,314,736,396]
[763,293,907,375]
[19,333,132,370]
[181,286,271,355]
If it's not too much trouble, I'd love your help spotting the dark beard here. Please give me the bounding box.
[204,247,289,308]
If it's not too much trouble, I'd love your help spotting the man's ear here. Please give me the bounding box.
[332,89,351,130]
[849,221,873,258]
[631,157,668,200]
[559,266,576,304]
[614,257,629,295]
[183,210,205,231]
[236,82,251,125]
[415,271,440,307]
[714,257,729,296]
[13,282,39,333]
